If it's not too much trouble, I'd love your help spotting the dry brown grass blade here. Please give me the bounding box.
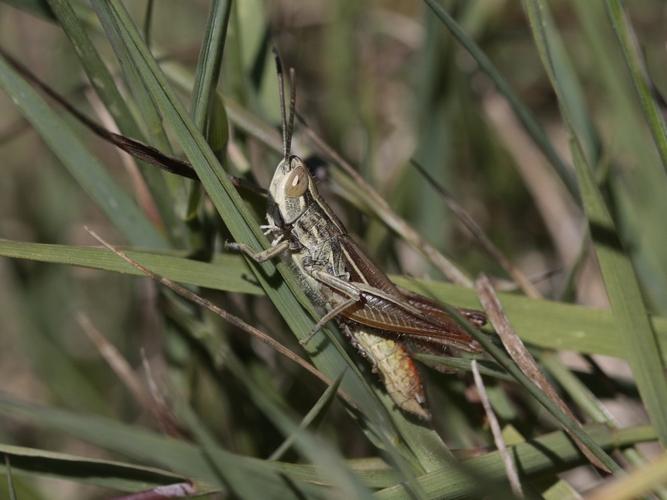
[85,88,162,229]
[471,360,524,498]
[83,227,355,410]
[482,92,583,267]
[475,274,611,473]
[77,313,183,438]
[411,159,541,298]
[0,48,267,197]
[296,113,473,287]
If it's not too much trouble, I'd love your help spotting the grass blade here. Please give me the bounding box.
[0,53,167,249]
[605,0,667,174]
[0,396,330,498]
[190,0,232,132]
[0,443,189,494]
[45,0,181,241]
[422,0,578,200]
[376,425,656,500]
[269,371,345,461]
[588,449,667,500]
[522,0,667,446]
[3,455,16,500]
[2,238,667,362]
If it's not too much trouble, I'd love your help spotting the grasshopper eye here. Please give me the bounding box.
[285,166,309,197]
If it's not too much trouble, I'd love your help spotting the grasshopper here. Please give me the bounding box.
[228,61,486,420]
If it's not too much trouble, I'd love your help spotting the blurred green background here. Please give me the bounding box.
[1,0,667,498]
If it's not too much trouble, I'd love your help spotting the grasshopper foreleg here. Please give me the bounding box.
[225,239,290,263]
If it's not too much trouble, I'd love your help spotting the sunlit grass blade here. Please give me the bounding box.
[425,295,620,471]
[522,0,667,447]
[376,424,655,500]
[0,53,167,249]
[588,449,667,500]
[0,239,261,295]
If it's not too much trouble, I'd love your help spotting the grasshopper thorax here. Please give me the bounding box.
[268,154,313,225]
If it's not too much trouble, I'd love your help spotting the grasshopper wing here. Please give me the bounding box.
[337,236,482,353]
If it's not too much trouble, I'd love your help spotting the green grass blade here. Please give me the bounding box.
[570,0,667,314]
[0,396,330,499]
[1,0,54,18]
[269,371,345,461]
[0,443,189,493]
[187,0,232,229]
[587,450,667,500]
[142,0,155,47]
[191,0,231,132]
[572,139,667,445]
[422,0,578,200]
[179,405,282,498]
[3,455,16,500]
[522,0,667,447]
[531,1,599,164]
[91,3,172,155]
[45,0,181,242]
[0,239,262,295]
[222,354,375,499]
[376,425,656,500]
[2,238,667,362]
[605,0,667,174]
[0,54,167,249]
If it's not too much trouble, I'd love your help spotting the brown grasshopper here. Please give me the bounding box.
[228,61,486,420]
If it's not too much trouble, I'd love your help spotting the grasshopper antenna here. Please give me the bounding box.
[286,67,296,158]
[274,50,289,160]
[273,49,296,160]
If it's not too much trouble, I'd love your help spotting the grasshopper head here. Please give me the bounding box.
[268,154,312,225]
